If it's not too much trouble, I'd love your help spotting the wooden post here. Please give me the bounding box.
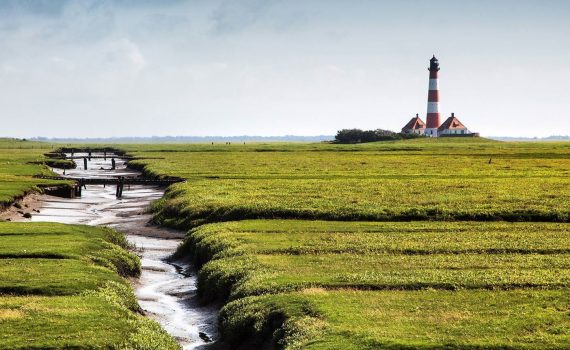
[104,151,107,160]
[88,151,92,161]
[116,177,124,198]
[83,157,87,170]
[111,158,116,170]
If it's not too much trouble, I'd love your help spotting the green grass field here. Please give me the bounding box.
[122,139,570,226]
[221,289,570,350]
[0,223,140,275]
[0,139,179,349]
[1,137,569,349]
[0,223,140,295]
[177,219,570,349]
[0,223,178,349]
[120,139,570,349]
[0,139,69,207]
[0,289,178,350]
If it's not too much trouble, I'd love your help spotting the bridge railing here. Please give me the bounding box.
[34,175,185,186]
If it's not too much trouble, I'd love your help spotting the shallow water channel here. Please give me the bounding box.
[27,153,218,349]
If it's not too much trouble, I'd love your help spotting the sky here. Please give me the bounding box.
[0,0,569,138]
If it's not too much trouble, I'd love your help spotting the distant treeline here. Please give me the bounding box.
[334,129,422,144]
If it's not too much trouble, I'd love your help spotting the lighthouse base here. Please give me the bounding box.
[425,128,439,137]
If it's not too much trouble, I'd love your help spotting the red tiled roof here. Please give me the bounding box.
[438,115,467,131]
[402,116,426,131]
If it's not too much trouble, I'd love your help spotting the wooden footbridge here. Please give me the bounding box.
[35,175,184,198]
[63,156,137,160]
[41,150,180,198]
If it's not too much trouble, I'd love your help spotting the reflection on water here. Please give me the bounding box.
[30,153,217,349]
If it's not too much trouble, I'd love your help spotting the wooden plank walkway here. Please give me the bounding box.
[35,175,184,186]
[63,156,137,160]
[39,152,180,198]
[44,154,164,161]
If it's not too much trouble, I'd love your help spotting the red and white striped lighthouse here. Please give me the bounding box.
[425,55,441,137]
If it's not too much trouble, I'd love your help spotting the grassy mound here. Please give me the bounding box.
[0,282,179,350]
[174,220,570,348]
[220,289,570,349]
[0,222,178,349]
[121,140,570,226]
[0,223,140,276]
[0,139,70,206]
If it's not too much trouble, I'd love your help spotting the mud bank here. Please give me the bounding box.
[17,153,218,349]
[0,192,45,222]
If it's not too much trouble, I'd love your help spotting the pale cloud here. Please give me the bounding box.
[0,0,185,17]
[211,0,278,34]
[1,64,19,74]
[0,0,69,17]
[322,64,345,75]
[50,56,76,71]
[118,39,147,73]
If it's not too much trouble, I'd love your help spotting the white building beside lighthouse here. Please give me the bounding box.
[438,113,471,136]
[402,114,426,135]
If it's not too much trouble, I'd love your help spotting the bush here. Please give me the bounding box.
[334,128,422,143]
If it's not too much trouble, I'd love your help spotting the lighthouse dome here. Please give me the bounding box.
[429,55,440,71]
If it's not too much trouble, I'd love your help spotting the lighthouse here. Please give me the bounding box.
[401,56,478,138]
[425,55,441,137]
